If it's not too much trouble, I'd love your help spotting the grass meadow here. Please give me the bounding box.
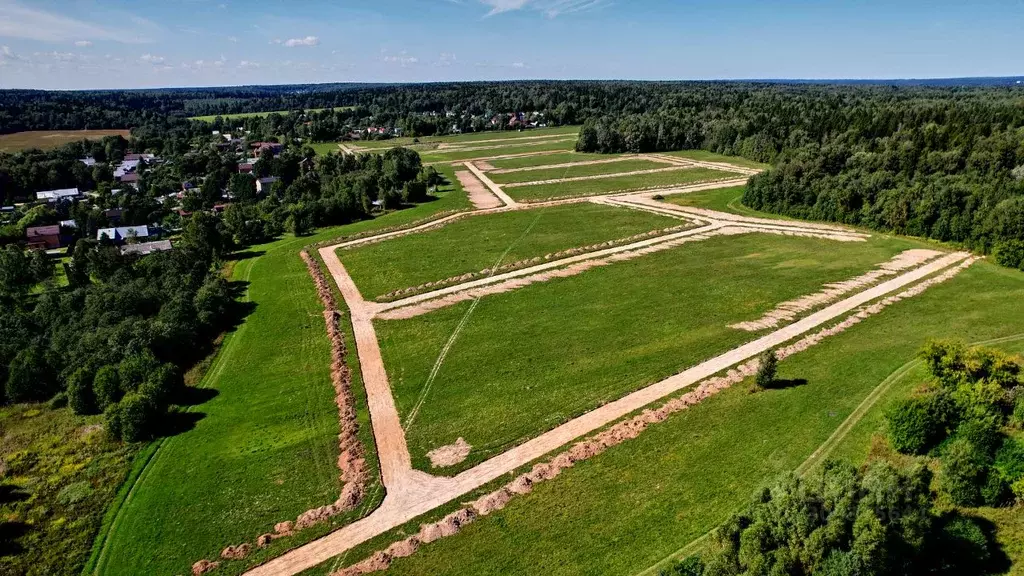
[188,107,355,122]
[662,149,771,170]
[349,126,581,150]
[419,139,577,163]
[338,203,680,300]
[300,259,1024,576]
[487,158,671,184]
[93,179,470,576]
[0,130,131,152]
[375,231,933,474]
[504,167,735,202]
[484,152,624,170]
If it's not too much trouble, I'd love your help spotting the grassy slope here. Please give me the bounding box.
[370,261,1024,576]
[488,159,671,184]
[338,203,679,300]
[505,167,735,202]
[95,185,470,575]
[376,232,930,473]
[486,152,624,170]
[663,149,770,170]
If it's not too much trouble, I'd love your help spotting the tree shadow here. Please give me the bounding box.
[225,249,266,262]
[160,411,206,437]
[175,386,219,407]
[766,378,808,391]
[0,485,29,506]
[933,512,1012,574]
[0,521,29,556]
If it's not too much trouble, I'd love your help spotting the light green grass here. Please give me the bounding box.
[376,232,932,474]
[488,159,671,184]
[485,152,623,170]
[357,261,1024,576]
[505,167,736,202]
[0,130,130,152]
[94,186,469,576]
[663,149,770,170]
[419,139,578,163]
[350,126,581,150]
[339,203,679,300]
[189,107,354,122]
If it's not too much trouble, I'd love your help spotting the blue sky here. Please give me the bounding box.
[0,0,1021,89]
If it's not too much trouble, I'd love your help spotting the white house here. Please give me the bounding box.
[36,188,81,203]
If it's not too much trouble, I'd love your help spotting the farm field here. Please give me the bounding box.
[375,231,932,473]
[484,151,624,170]
[661,149,771,170]
[418,139,577,163]
[93,184,470,576]
[0,129,130,152]
[348,126,581,150]
[189,107,355,122]
[487,158,671,184]
[503,166,736,202]
[337,202,680,301]
[320,260,1024,576]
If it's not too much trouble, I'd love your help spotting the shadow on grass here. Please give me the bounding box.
[0,521,29,556]
[226,249,266,262]
[176,386,219,407]
[162,411,207,437]
[0,485,29,505]
[768,378,809,390]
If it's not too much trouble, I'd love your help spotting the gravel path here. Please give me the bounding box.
[454,170,504,209]
[464,162,518,207]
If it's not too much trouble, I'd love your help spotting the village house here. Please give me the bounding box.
[256,176,279,194]
[25,225,65,250]
[36,188,82,203]
[121,239,173,256]
[97,225,151,244]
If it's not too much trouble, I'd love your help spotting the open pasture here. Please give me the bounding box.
[0,129,130,152]
[503,166,736,202]
[363,260,1024,576]
[348,126,581,151]
[483,151,626,170]
[374,231,932,474]
[337,202,681,301]
[486,158,672,184]
[189,107,355,122]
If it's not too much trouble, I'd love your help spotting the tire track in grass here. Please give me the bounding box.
[402,211,545,433]
[632,330,1024,576]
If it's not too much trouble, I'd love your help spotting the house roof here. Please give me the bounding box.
[36,188,80,201]
[97,225,150,241]
[27,225,60,237]
[121,240,172,256]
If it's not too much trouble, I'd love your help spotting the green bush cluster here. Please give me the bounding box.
[885,340,1024,507]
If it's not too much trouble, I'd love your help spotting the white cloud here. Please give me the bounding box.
[381,49,419,66]
[283,36,320,47]
[478,0,606,18]
[228,36,239,43]
[74,40,93,47]
[238,60,260,69]
[0,0,151,43]
[512,61,526,68]
[139,53,165,64]
[435,52,457,66]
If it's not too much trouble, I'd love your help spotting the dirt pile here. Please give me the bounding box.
[427,437,472,468]
[730,249,943,331]
[192,559,220,575]
[220,544,251,560]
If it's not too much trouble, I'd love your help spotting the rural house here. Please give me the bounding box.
[97,225,150,244]
[36,188,81,203]
[25,225,64,250]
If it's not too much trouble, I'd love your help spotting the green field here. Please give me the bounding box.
[663,149,770,170]
[376,231,932,474]
[340,260,1024,576]
[485,152,623,170]
[419,139,577,163]
[349,126,581,150]
[0,130,130,152]
[504,167,736,202]
[189,107,354,122]
[487,158,671,184]
[339,203,679,300]
[93,184,470,576]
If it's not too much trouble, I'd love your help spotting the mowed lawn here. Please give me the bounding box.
[487,158,672,184]
[358,261,1024,576]
[505,167,736,202]
[419,139,577,163]
[338,203,680,300]
[95,188,470,576]
[350,126,581,150]
[485,152,623,170]
[376,231,932,474]
[0,130,130,152]
[663,149,771,170]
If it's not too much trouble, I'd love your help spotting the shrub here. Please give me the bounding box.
[1013,479,1024,504]
[1012,394,1024,429]
[953,417,1003,459]
[817,551,863,576]
[66,367,96,415]
[118,351,159,394]
[940,438,989,506]
[994,438,1024,483]
[755,350,778,390]
[118,393,158,442]
[139,363,179,407]
[993,240,1024,270]
[886,395,945,455]
[92,365,121,410]
[5,345,55,403]
[104,402,123,440]
[981,472,1013,507]
[661,556,704,576]
[938,515,991,571]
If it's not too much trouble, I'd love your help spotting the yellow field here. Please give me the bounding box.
[0,130,130,152]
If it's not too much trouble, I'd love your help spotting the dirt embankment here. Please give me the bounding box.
[328,256,978,576]
[190,252,370,573]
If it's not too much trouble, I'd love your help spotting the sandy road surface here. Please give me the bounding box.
[464,162,518,207]
[245,248,969,576]
[454,170,505,209]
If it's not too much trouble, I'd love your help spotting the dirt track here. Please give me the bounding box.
[454,170,504,209]
[245,247,971,576]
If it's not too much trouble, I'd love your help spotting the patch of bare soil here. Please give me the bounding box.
[427,438,472,468]
[474,160,497,171]
[730,249,944,331]
[455,170,504,209]
[329,255,977,576]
